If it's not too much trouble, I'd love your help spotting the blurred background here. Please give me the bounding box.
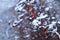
[0,0,19,40]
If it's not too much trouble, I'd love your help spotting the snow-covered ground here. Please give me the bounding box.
[0,0,60,40]
[0,0,19,40]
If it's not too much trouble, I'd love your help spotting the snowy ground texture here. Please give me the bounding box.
[0,0,19,40]
[0,0,60,40]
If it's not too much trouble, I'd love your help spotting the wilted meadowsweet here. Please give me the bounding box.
[12,0,60,40]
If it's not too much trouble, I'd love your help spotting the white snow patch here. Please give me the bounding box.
[52,17,55,19]
[15,5,24,11]
[36,14,48,19]
[25,35,30,37]
[32,19,39,26]
[13,19,23,27]
[0,19,3,22]
[45,7,49,11]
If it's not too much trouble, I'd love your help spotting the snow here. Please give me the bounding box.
[15,4,25,11]
[52,17,55,19]
[15,36,20,40]
[45,7,49,11]
[16,0,26,5]
[0,0,60,40]
[30,0,35,3]
[32,19,39,26]
[57,21,60,24]
[32,12,48,30]
[0,0,19,40]
[0,19,3,23]
[48,21,56,29]
[18,14,25,19]
[56,32,60,38]
[13,19,23,27]
[25,35,30,37]
[36,14,48,19]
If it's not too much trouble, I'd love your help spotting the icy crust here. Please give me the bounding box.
[13,0,60,39]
